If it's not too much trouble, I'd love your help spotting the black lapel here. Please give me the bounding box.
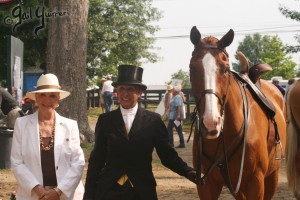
[111,107,128,140]
[128,105,146,137]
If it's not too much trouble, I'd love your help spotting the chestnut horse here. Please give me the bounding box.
[286,79,300,199]
[189,26,286,199]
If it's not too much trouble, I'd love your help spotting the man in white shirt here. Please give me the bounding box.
[101,75,114,112]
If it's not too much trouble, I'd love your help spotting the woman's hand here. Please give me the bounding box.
[32,185,46,199]
[39,189,60,200]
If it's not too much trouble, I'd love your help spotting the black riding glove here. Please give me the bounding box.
[185,170,198,184]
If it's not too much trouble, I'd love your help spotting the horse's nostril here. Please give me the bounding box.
[208,130,218,135]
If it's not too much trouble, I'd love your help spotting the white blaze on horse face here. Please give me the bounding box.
[202,53,222,138]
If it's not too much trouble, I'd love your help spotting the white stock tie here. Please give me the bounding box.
[123,113,134,133]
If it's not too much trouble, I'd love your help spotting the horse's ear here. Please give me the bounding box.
[218,29,234,49]
[190,26,201,45]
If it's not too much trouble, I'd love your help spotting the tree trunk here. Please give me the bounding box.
[46,0,94,142]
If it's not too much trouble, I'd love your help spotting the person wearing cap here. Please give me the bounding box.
[101,75,114,112]
[164,84,173,114]
[83,65,197,200]
[272,78,285,96]
[10,73,85,200]
[99,77,107,113]
[0,87,22,129]
[167,85,186,148]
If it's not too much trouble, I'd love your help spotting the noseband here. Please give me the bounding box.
[195,73,231,120]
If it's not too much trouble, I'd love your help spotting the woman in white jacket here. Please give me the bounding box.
[11,73,85,200]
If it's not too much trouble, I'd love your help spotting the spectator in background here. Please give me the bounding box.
[0,87,22,129]
[284,78,295,102]
[102,75,114,112]
[167,85,185,148]
[272,78,285,96]
[164,84,173,114]
[176,84,186,120]
[11,87,18,101]
[99,77,107,113]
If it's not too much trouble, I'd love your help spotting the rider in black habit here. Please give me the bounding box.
[83,65,197,200]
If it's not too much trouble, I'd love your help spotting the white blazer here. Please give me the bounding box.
[11,111,85,200]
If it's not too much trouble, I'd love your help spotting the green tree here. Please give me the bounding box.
[1,0,162,87]
[87,0,162,80]
[168,69,191,88]
[0,1,47,81]
[232,33,297,79]
[279,4,300,53]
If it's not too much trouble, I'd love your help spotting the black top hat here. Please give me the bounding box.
[112,65,147,90]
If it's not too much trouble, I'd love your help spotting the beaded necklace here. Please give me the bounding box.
[39,118,55,151]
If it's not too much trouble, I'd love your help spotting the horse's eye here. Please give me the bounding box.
[223,66,230,75]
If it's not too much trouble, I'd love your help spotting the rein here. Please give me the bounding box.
[188,72,251,196]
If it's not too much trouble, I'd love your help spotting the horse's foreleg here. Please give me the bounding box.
[239,171,265,200]
[263,169,279,200]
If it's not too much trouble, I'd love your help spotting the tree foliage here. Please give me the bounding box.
[232,33,297,79]
[279,4,300,53]
[0,1,47,82]
[87,0,162,80]
[0,0,162,87]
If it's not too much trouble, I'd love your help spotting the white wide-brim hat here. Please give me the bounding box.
[173,85,182,92]
[26,73,70,101]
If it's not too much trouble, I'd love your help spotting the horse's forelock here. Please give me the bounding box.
[202,36,219,45]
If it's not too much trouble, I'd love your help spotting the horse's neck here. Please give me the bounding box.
[224,77,246,133]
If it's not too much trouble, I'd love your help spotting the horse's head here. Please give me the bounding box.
[189,26,234,139]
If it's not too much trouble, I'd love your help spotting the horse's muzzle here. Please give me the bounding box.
[200,119,220,139]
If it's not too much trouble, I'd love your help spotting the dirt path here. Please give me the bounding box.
[0,125,296,200]
[153,135,296,200]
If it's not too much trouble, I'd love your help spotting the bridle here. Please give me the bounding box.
[195,73,230,133]
[188,45,250,196]
[192,44,229,57]
[191,44,231,136]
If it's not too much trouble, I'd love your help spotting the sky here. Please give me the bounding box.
[142,0,300,85]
